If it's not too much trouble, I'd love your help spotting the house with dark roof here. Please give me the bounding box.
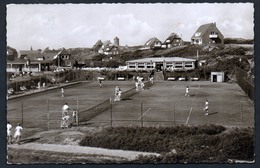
[7,48,75,73]
[92,40,103,52]
[161,33,183,49]
[141,37,162,50]
[191,22,224,46]
[7,46,18,61]
[103,45,120,55]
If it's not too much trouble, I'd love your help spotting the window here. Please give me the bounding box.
[195,32,201,36]
[174,62,183,68]
[128,63,135,68]
[166,63,173,68]
[176,39,179,42]
[138,63,145,68]
[147,63,153,68]
[185,62,193,68]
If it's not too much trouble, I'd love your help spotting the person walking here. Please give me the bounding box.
[185,86,190,97]
[14,123,23,145]
[61,88,64,97]
[204,100,209,115]
[98,79,103,88]
[7,121,12,145]
[72,109,78,124]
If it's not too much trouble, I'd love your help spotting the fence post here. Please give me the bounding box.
[240,102,243,126]
[141,100,143,128]
[173,101,175,127]
[47,100,49,130]
[21,101,24,127]
[110,97,113,127]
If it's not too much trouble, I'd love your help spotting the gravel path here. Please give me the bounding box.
[8,143,160,161]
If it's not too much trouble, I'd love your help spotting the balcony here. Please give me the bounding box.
[209,34,218,38]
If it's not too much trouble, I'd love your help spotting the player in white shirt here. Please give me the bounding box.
[185,86,190,97]
[62,103,70,117]
[14,123,23,145]
[204,100,209,115]
[7,121,12,144]
[61,88,64,97]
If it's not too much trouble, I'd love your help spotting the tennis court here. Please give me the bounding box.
[88,81,254,127]
[7,80,254,128]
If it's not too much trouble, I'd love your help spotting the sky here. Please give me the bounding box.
[6,3,254,51]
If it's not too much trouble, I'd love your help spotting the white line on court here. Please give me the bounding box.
[186,107,193,124]
[138,108,152,120]
[172,85,176,89]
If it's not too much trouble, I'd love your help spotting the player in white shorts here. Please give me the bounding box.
[204,100,209,115]
[14,123,23,145]
[61,88,64,97]
[7,121,12,144]
[185,86,190,97]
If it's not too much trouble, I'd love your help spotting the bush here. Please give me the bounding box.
[80,125,253,163]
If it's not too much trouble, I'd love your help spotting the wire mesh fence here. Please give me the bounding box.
[235,67,254,100]
[7,97,252,130]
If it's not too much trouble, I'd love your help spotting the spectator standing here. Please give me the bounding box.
[7,121,12,144]
[14,123,23,145]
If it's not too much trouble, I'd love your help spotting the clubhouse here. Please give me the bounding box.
[126,57,196,71]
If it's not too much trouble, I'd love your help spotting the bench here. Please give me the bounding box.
[167,77,176,81]
[117,77,125,81]
[178,77,186,81]
[7,88,15,95]
[20,86,27,92]
[190,77,199,81]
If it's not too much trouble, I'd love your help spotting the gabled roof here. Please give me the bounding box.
[163,33,182,44]
[94,40,103,46]
[144,37,162,47]
[191,23,215,39]
[19,50,41,56]
[104,45,119,52]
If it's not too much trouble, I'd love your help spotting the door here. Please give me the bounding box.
[213,75,217,82]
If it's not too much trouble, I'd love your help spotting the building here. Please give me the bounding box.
[211,72,225,82]
[103,45,120,55]
[126,57,196,71]
[7,47,75,73]
[191,22,224,46]
[161,33,183,48]
[114,36,119,46]
[141,37,162,50]
[93,37,120,54]
[7,46,18,61]
[92,40,103,52]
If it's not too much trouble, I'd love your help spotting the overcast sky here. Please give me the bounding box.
[6,3,254,50]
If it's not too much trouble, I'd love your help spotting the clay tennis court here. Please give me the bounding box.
[7,80,254,129]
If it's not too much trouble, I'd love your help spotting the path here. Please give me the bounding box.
[8,142,160,161]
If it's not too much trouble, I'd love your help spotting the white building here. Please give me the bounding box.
[126,57,196,71]
[211,72,225,82]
